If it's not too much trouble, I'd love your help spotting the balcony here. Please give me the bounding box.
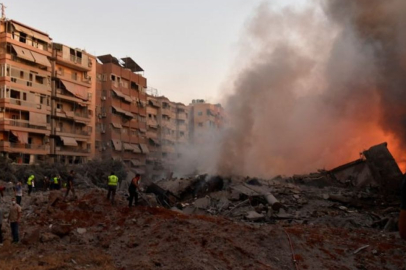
[58,126,90,137]
[56,146,90,155]
[0,141,49,154]
[0,119,49,132]
[9,76,51,92]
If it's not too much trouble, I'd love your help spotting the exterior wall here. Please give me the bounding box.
[188,100,224,144]
[0,19,96,164]
[52,44,95,163]
[145,95,190,178]
[95,58,148,175]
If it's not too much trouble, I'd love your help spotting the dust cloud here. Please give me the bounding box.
[217,0,406,177]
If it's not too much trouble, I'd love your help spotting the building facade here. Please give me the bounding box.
[146,94,189,178]
[0,19,96,164]
[188,99,224,144]
[95,54,148,175]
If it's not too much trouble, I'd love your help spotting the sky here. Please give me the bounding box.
[6,0,308,105]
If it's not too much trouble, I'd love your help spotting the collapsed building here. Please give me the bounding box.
[329,143,403,194]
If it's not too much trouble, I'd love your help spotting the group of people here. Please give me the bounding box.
[107,172,141,207]
[0,170,77,245]
[0,170,141,245]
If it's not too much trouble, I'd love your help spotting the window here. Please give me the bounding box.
[35,76,44,84]
[19,32,27,43]
[71,72,78,81]
[198,111,203,116]
[130,81,138,90]
[57,103,63,110]
[111,74,116,81]
[19,71,24,79]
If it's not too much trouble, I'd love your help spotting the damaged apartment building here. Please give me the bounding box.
[0,16,223,177]
[0,19,96,164]
[146,93,189,178]
[95,54,149,175]
[188,99,225,145]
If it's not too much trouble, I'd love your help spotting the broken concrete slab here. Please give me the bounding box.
[246,211,265,221]
[194,197,211,209]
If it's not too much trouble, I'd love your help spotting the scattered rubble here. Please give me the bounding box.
[0,142,404,269]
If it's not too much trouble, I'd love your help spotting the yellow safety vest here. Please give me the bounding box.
[54,177,59,184]
[27,175,34,185]
[108,175,118,186]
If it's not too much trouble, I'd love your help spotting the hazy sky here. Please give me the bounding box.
[7,0,307,104]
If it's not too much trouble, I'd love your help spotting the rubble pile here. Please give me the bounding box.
[0,143,405,269]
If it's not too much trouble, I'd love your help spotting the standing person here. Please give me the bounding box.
[107,172,118,205]
[64,170,76,201]
[0,206,4,246]
[52,175,61,190]
[43,176,50,191]
[128,174,141,207]
[8,197,21,243]
[14,182,22,206]
[27,174,34,196]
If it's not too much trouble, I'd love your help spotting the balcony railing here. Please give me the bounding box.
[59,126,90,136]
[0,119,48,130]
[10,143,49,150]
[57,146,90,153]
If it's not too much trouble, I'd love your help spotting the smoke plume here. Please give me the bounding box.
[217,0,406,177]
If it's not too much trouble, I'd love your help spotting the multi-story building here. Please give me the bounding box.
[51,43,96,163]
[0,19,96,164]
[145,94,189,177]
[188,99,224,144]
[95,54,148,175]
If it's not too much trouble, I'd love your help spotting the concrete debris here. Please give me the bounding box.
[246,211,265,221]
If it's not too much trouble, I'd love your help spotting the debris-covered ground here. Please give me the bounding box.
[0,174,405,270]
[0,143,405,269]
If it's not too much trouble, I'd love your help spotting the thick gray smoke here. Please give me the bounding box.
[217,0,406,177]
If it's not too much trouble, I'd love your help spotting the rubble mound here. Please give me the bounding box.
[0,176,405,270]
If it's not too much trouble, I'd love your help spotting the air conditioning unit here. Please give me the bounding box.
[101,130,106,134]
[101,96,106,101]
[102,147,106,151]
[98,114,102,118]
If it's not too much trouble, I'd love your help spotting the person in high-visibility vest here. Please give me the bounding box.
[27,174,35,196]
[107,172,119,205]
[53,176,61,190]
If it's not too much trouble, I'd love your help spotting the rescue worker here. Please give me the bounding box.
[128,174,141,207]
[53,175,61,190]
[27,174,35,196]
[64,170,76,201]
[107,172,119,205]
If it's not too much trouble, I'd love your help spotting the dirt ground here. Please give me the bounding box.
[0,188,405,270]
